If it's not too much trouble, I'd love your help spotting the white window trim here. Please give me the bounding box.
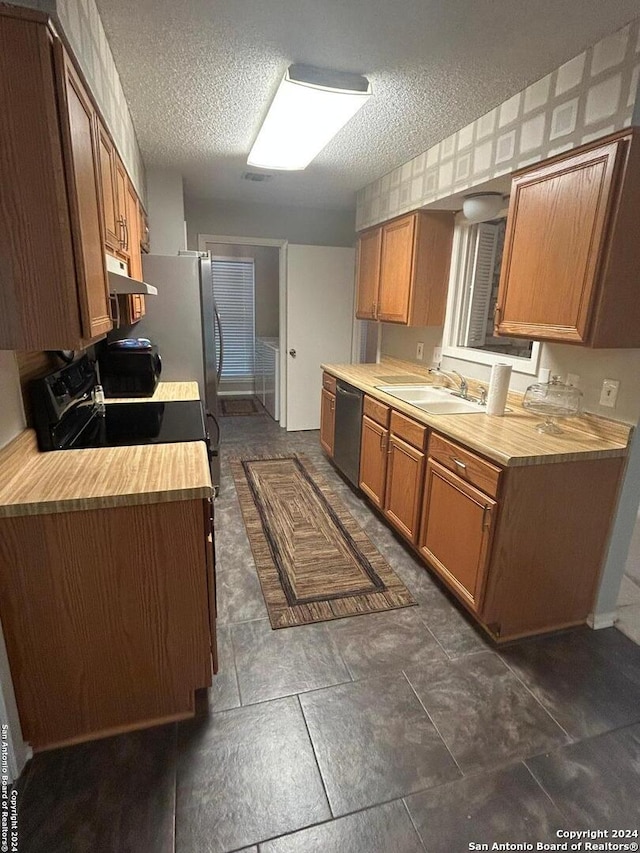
[442,212,541,376]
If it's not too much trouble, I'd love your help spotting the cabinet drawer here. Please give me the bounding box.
[322,372,337,393]
[390,410,427,451]
[363,395,390,428]
[429,433,501,499]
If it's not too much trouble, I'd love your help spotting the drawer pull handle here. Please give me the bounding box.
[453,458,467,470]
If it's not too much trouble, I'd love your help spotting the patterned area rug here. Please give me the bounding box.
[220,397,265,416]
[231,454,417,628]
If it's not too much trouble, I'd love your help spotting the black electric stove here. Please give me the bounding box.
[31,355,207,452]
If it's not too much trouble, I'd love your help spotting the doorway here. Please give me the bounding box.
[204,240,282,422]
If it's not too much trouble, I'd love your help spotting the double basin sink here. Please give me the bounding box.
[375,384,485,415]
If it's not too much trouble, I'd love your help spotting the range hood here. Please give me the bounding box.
[105,254,158,295]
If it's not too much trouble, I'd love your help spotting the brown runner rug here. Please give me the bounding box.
[220,397,265,416]
[231,454,417,628]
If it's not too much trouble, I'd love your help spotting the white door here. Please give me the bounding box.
[286,244,355,431]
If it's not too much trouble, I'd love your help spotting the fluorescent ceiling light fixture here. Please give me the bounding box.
[248,64,372,171]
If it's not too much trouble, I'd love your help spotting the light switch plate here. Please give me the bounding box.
[600,378,620,408]
[538,367,551,384]
[433,346,442,364]
[416,342,424,360]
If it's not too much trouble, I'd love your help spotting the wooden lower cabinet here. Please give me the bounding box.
[320,388,336,457]
[383,434,425,544]
[0,499,214,750]
[359,415,388,508]
[418,459,496,611]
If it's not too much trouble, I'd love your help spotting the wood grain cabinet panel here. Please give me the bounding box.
[359,414,388,509]
[95,119,120,252]
[496,129,640,347]
[378,215,416,323]
[0,499,214,750]
[0,8,112,349]
[355,228,382,320]
[54,44,112,342]
[384,434,425,544]
[320,388,336,457]
[418,459,496,612]
[354,210,454,327]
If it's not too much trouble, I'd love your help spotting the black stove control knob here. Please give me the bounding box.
[51,379,67,400]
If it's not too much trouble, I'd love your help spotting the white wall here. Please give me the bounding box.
[186,197,355,249]
[146,168,186,255]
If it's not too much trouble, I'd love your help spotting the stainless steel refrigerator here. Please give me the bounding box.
[139,251,222,492]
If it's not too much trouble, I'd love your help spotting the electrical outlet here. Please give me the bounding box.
[416,342,424,360]
[566,373,580,388]
[433,346,442,365]
[600,378,620,408]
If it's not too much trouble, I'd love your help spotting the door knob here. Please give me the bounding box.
[289,349,296,357]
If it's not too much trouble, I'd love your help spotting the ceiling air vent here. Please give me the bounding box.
[242,171,274,182]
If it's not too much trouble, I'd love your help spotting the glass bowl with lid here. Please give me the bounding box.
[522,375,583,434]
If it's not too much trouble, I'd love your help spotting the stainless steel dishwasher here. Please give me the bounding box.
[333,379,364,487]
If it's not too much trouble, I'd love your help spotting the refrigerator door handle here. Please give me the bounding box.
[214,306,224,383]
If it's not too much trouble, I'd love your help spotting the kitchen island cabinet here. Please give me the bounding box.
[320,360,630,642]
[0,428,214,751]
[495,128,640,347]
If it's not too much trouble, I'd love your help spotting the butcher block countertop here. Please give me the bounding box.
[321,358,633,467]
[105,380,200,403]
[0,382,212,518]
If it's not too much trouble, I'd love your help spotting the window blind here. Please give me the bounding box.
[212,259,255,380]
[461,223,499,347]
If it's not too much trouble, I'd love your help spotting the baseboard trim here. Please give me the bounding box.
[587,611,617,630]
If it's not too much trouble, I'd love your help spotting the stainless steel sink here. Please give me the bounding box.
[375,384,484,415]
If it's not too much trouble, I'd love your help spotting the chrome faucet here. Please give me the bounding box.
[428,367,469,399]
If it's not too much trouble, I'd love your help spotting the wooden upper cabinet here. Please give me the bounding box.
[125,180,143,280]
[355,228,382,320]
[496,129,640,347]
[55,44,112,341]
[378,215,416,322]
[140,205,150,253]
[114,156,128,255]
[0,8,112,349]
[95,119,120,253]
[355,210,454,326]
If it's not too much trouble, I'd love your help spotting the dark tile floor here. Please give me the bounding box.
[14,417,640,852]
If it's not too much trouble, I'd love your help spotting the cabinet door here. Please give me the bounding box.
[114,156,128,255]
[355,228,382,320]
[418,459,495,611]
[496,139,624,343]
[359,415,388,509]
[54,45,112,341]
[320,389,336,457]
[95,120,120,252]
[126,180,143,279]
[384,433,424,543]
[377,215,416,323]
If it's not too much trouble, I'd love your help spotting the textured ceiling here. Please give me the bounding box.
[96,0,640,210]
